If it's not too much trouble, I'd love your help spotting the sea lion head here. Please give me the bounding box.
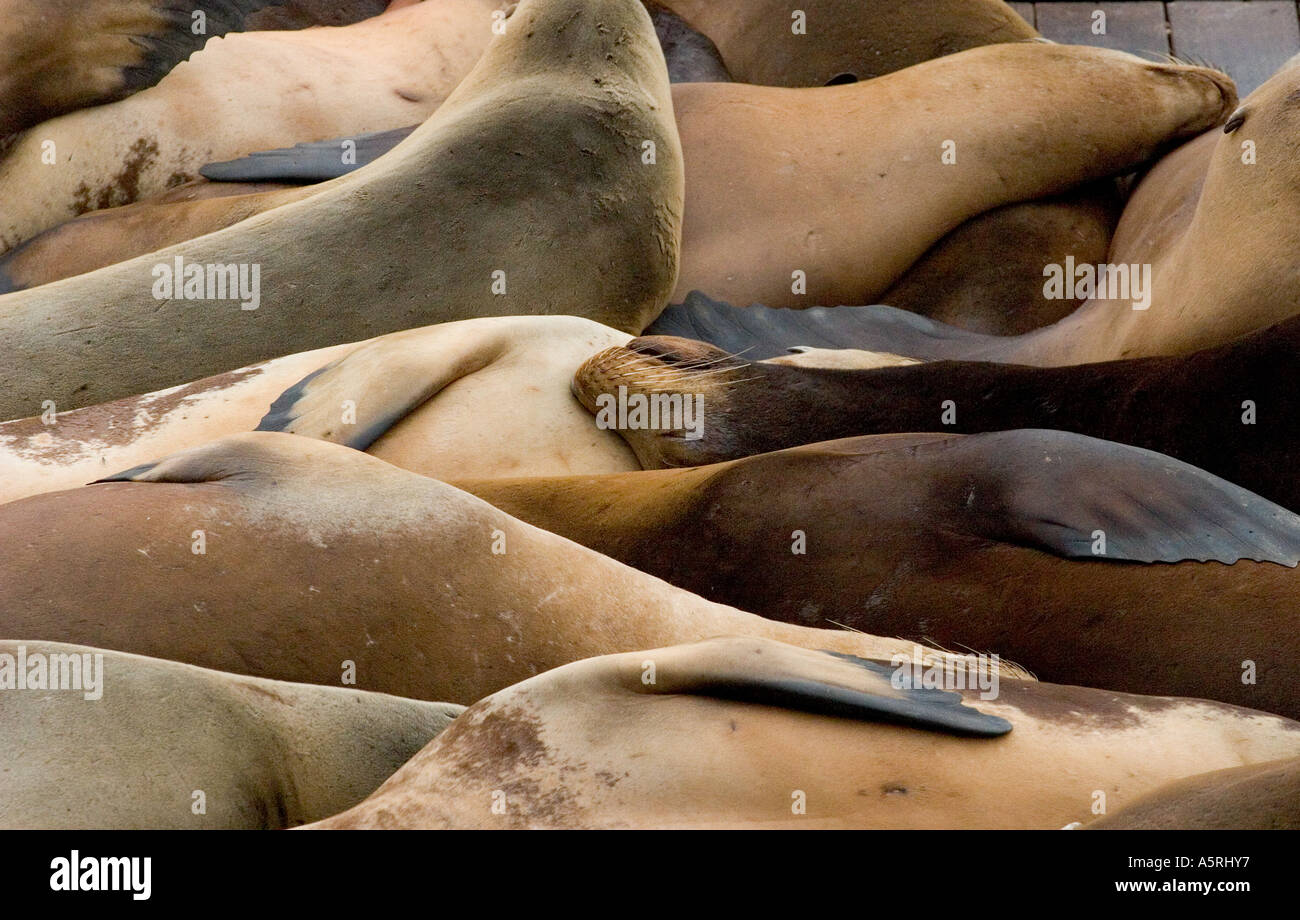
[1214,59,1300,171]
[572,335,766,468]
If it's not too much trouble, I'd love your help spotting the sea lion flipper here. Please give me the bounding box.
[200,127,418,184]
[632,638,1011,737]
[961,430,1300,566]
[255,326,503,450]
[647,292,997,361]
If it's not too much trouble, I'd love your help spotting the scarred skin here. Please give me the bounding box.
[304,638,1300,830]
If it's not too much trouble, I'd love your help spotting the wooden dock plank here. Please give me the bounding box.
[1034,2,1169,57]
[1166,1,1300,96]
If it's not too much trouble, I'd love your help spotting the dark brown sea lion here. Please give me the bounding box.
[571,318,1300,512]
[1085,758,1300,830]
[455,430,1300,719]
[304,637,1300,829]
[0,640,462,829]
[0,0,391,140]
[0,432,982,705]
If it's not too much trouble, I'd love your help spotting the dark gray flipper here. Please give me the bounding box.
[118,1,299,96]
[647,291,1002,360]
[943,429,1300,566]
[643,638,1012,738]
[201,126,417,184]
[644,1,732,83]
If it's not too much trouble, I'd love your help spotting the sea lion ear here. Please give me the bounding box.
[1224,108,1247,133]
[256,324,504,451]
[626,637,1013,737]
[200,126,416,184]
[957,430,1300,566]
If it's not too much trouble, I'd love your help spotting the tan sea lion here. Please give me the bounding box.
[669,45,1232,309]
[0,639,462,829]
[456,430,1300,719]
[0,0,393,140]
[0,432,983,704]
[0,316,638,504]
[1085,758,1300,830]
[664,0,1037,87]
[0,0,684,421]
[0,0,505,253]
[304,637,1300,829]
[725,61,1300,365]
[1,45,1228,336]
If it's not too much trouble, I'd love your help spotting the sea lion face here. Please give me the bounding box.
[1214,64,1300,166]
[573,336,762,468]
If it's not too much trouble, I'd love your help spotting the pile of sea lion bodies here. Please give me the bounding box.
[0,0,1295,830]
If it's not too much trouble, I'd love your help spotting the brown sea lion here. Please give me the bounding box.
[0,432,986,705]
[0,639,462,829]
[570,316,1300,512]
[1085,758,1300,830]
[304,637,1300,829]
[456,430,1300,719]
[0,0,393,140]
[0,0,684,421]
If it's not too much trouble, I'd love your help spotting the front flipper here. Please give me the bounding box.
[940,429,1300,566]
[201,126,417,183]
[255,324,507,450]
[627,637,1012,737]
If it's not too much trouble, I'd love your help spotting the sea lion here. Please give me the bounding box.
[1085,758,1300,830]
[303,637,1300,830]
[0,315,860,506]
[571,317,1300,512]
[0,0,506,254]
[682,59,1300,365]
[661,0,1036,88]
[0,316,636,504]
[667,46,1232,310]
[456,430,1300,719]
[0,432,983,705]
[0,639,462,830]
[1,47,1228,334]
[0,0,391,140]
[0,0,684,421]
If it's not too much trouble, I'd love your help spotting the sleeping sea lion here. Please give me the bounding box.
[0,639,461,829]
[0,432,987,705]
[457,430,1300,719]
[304,637,1300,829]
[0,0,684,421]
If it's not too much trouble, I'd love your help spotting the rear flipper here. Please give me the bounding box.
[0,0,349,139]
